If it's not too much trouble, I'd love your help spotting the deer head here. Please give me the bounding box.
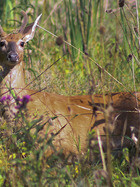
[0,11,42,67]
[0,11,42,134]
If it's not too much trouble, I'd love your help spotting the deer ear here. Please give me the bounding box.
[0,25,6,38]
[22,14,42,43]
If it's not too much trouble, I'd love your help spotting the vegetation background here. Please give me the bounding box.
[0,0,140,186]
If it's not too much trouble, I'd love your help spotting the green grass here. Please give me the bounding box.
[0,0,140,186]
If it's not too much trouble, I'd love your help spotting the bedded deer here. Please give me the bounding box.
[0,11,139,158]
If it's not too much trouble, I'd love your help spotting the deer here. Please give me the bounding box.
[0,11,139,159]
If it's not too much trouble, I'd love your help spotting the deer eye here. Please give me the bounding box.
[0,41,5,47]
[20,42,25,47]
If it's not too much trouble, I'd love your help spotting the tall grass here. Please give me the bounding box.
[0,0,140,186]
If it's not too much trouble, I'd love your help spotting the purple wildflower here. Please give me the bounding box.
[15,105,21,109]
[21,95,30,104]
[15,95,31,110]
[0,95,11,104]
[16,96,22,102]
[6,95,11,100]
[0,96,6,104]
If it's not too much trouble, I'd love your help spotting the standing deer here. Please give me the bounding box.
[0,11,139,158]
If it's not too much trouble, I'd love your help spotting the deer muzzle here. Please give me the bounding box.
[7,51,19,63]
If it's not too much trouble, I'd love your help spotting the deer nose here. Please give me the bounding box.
[7,52,19,62]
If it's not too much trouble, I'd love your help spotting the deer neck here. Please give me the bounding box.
[0,61,26,96]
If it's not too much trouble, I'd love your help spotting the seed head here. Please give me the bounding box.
[119,0,125,8]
